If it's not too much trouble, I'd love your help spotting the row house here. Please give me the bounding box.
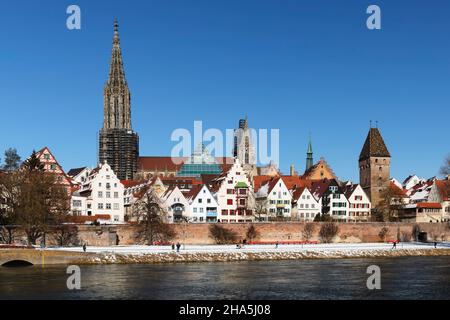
[71,162,125,223]
[255,177,292,221]
[291,187,320,221]
[184,184,219,223]
[342,183,371,222]
[160,186,190,223]
[401,202,443,223]
[392,175,449,222]
[310,179,350,221]
[422,179,450,222]
[211,158,254,223]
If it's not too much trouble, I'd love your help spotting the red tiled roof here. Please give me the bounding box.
[183,184,204,201]
[138,156,234,173]
[280,176,312,190]
[389,181,408,197]
[266,177,285,194]
[120,180,145,188]
[292,186,307,201]
[138,157,187,172]
[310,179,333,199]
[416,202,441,209]
[342,184,359,199]
[253,175,274,192]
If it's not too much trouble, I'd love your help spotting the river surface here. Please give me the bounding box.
[0,256,449,299]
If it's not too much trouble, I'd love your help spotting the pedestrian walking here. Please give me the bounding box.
[172,243,175,251]
[275,242,279,249]
[82,243,87,252]
[176,242,181,253]
[434,242,437,249]
[391,241,397,249]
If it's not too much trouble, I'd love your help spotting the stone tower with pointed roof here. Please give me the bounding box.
[359,127,391,207]
[98,19,139,180]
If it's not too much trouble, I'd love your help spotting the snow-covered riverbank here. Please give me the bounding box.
[46,242,450,264]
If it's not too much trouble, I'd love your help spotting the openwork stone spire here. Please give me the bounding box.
[103,18,132,130]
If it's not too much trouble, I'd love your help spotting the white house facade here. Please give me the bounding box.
[74,162,125,223]
[292,187,320,221]
[343,184,371,222]
[212,158,254,223]
[161,186,190,223]
[186,185,219,223]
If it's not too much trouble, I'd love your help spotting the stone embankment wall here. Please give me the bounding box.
[77,222,450,246]
[4,223,449,246]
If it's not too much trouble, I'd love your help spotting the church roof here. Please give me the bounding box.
[359,128,390,161]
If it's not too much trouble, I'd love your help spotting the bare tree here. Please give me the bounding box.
[51,224,79,246]
[133,188,175,244]
[209,224,238,244]
[245,224,259,242]
[0,154,70,245]
[302,222,315,242]
[319,222,339,243]
[0,170,21,244]
[378,226,389,242]
[440,154,450,177]
[18,171,69,245]
[253,198,268,222]
[377,188,403,222]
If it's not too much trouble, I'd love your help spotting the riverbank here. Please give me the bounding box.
[49,242,450,264]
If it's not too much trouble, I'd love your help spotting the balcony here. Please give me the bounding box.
[206,211,218,218]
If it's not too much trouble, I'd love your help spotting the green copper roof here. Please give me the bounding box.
[235,181,248,188]
[307,140,313,154]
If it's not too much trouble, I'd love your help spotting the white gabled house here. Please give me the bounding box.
[343,183,371,222]
[292,187,320,221]
[161,186,190,223]
[185,184,219,223]
[71,162,125,223]
[310,179,349,221]
[256,177,292,220]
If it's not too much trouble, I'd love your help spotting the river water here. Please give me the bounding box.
[0,256,449,299]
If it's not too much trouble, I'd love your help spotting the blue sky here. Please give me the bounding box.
[0,0,449,182]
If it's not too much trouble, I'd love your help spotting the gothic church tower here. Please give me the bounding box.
[233,117,257,178]
[98,19,139,180]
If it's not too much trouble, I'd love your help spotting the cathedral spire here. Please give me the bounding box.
[103,18,131,130]
[99,20,139,180]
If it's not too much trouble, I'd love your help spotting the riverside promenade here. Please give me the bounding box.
[2,242,446,265]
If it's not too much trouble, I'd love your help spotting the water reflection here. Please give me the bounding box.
[0,257,449,300]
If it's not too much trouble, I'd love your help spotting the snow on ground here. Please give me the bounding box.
[46,242,450,255]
